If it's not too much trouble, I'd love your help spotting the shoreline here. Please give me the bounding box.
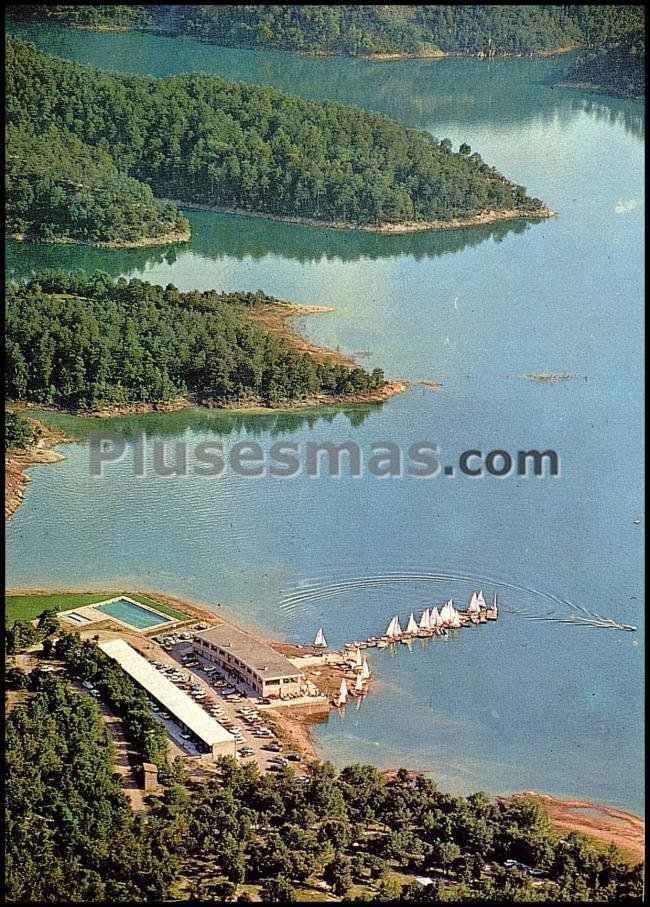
[553,80,644,101]
[5,422,68,521]
[6,584,644,859]
[8,225,191,250]
[165,199,556,234]
[513,793,645,864]
[8,379,408,423]
[5,377,409,519]
[15,19,583,61]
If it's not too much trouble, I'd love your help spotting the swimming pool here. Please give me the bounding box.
[95,597,172,629]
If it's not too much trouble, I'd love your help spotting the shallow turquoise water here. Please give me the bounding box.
[95,597,172,629]
[6,24,644,811]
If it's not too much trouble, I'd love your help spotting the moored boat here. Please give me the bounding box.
[405,612,419,637]
[486,592,498,620]
[385,614,402,642]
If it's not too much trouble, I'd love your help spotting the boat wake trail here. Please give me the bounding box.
[280,570,636,631]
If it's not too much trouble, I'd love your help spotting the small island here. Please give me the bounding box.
[7,39,552,245]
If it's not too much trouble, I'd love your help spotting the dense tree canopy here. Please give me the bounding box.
[5,676,183,902]
[6,273,385,410]
[6,676,643,903]
[9,4,156,30]
[5,411,39,450]
[6,124,189,245]
[7,39,546,232]
[9,5,646,56]
[563,35,645,97]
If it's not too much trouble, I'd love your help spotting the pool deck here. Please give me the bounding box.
[60,595,175,631]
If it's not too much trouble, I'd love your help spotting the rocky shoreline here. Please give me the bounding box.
[165,199,556,234]
[5,422,67,520]
[8,224,191,250]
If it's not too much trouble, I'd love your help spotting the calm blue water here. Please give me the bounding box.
[95,597,172,629]
[6,24,644,812]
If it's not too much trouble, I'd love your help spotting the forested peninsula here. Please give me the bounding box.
[6,39,550,242]
[9,5,645,58]
[559,36,645,98]
[5,273,388,412]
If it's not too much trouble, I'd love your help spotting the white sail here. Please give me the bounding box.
[476,590,487,610]
[355,672,364,692]
[361,657,370,680]
[385,615,398,637]
[338,678,348,705]
[440,602,452,624]
[389,615,403,637]
[430,606,441,627]
[419,608,431,630]
[354,646,363,667]
[314,627,328,647]
[467,592,481,614]
[406,613,419,634]
[449,603,462,628]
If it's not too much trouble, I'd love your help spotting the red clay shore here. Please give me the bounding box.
[5,421,67,520]
[516,792,645,863]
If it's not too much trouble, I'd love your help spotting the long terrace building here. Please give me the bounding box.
[193,624,305,698]
[98,638,236,759]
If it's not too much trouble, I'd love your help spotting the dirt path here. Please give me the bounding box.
[88,693,151,811]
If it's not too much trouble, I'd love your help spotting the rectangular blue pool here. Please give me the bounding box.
[95,597,172,629]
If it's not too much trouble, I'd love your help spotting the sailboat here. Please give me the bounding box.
[361,656,371,680]
[354,646,363,668]
[442,600,461,629]
[354,672,365,694]
[405,613,419,638]
[476,590,487,610]
[467,592,481,624]
[384,615,402,641]
[486,592,498,620]
[337,678,348,706]
[314,627,328,648]
[418,608,432,636]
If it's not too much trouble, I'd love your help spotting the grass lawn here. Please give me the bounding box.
[5,591,188,625]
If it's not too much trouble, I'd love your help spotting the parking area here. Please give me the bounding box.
[143,632,305,774]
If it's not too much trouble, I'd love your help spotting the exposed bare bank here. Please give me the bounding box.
[164,199,556,234]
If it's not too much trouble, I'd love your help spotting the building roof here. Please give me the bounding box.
[98,638,235,748]
[194,624,302,680]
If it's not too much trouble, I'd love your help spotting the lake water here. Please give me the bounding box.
[6,24,644,812]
